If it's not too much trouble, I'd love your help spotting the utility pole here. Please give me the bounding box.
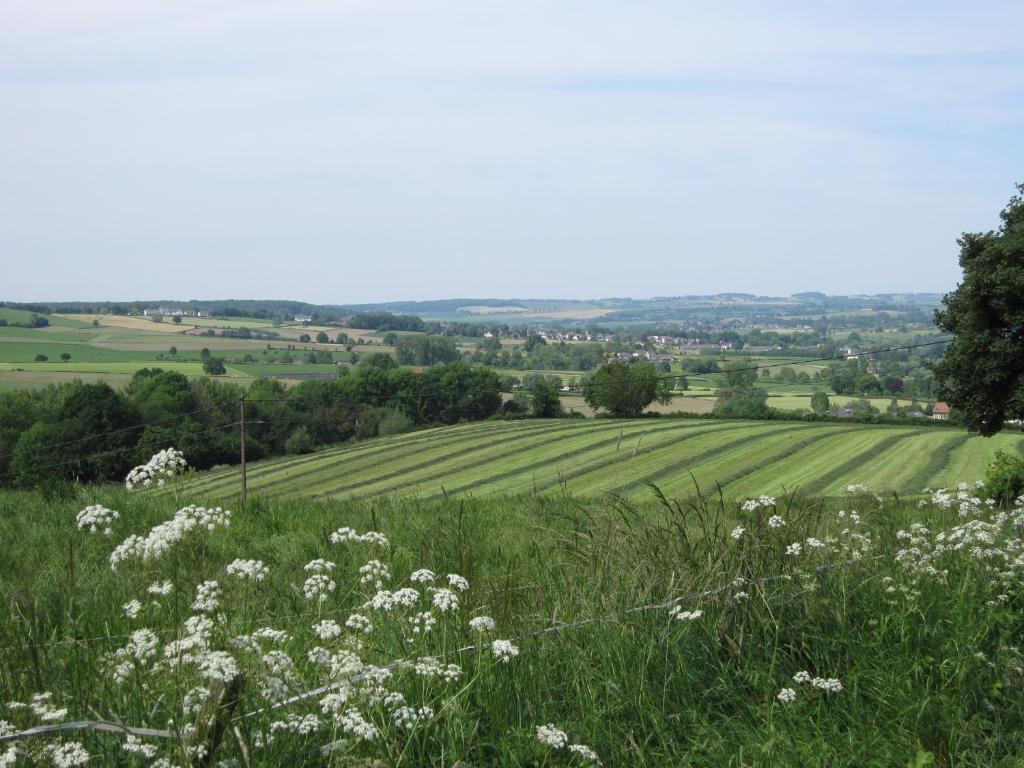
[239,395,247,508]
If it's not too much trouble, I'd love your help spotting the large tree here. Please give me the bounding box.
[583,361,671,417]
[933,184,1024,435]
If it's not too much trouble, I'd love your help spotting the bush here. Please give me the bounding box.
[34,354,48,362]
[376,407,415,436]
[284,426,316,455]
[984,450,1024,506]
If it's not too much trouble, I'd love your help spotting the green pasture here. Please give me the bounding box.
[178,418,1023,504]
[0,308,91,328]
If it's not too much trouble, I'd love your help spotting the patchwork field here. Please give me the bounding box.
[180,418,1023,503]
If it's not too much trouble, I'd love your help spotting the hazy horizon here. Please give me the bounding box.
[3,2,1022,303]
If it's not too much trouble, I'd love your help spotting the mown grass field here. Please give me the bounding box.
[180,418,1024,504]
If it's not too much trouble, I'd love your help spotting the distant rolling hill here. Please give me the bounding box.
[178,419,1023,503]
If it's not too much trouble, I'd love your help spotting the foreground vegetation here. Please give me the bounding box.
[183,418,1023,503]
[1,469,1023,765]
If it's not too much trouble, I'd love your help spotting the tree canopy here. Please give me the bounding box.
[583,361,671,417]
[933,183,1024,435]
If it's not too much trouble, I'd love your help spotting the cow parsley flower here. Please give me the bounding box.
[409,611,437,636]
[393,705,433,730]
[568,744,601,763]
[767,515,786,528]
[785,542,802,556]
[491,639,519,663]
[76,504,119,536]
[469,616,496,632]
[792,670,811,684]
[198,651,239,683]
[147,580,173,596]
[42,742,90,767]
[345,613,373,634]
[447,573,470,591]
[303,574,336,603]
[337,708,378,741]
[730,526,745,540]
[304,559,335,573]
[358,560,390,589]
[226,558,269,582]
[123,735,158,758]
[811,677,843,692]
[109,505,230,569]
[410,569,436,583]
[312,620,343,640]
[28,691,69,722]
[430,588,459,613]
[776,688,797,704]
[669,606,703,622]
[329,527,389,547]
[192,581,221,613]
[122,599,142,619]
[536,724,569,749]
[125,448,187,490]
[414,657,462,681]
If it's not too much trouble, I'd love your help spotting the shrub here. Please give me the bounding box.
[984,450,1024,506]
[34,354,48,362]
[284,426,316,455]
[377,407,415,436]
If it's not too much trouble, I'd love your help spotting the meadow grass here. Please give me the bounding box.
[1,477,1022,766]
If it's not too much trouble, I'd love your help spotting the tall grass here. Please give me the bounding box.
[1,479,1022,766]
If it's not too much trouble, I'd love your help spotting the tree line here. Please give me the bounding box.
[0,362,504,488]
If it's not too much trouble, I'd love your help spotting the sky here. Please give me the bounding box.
[1,1,1022,305]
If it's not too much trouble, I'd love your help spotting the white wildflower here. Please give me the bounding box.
[109,505,230,569]
[42,742,90,767]
[393,704,433,730]
[792,670,811,684]
[125,448,187,490]
[122,735,158,758]
[358,560,390,589]
[409,569,436,583]
[811,677,843,692]
[304,559,335,573]
[122,599,142,619]
[75,504,119,536]
[447,573,470,591]
[430,587,459,613]
[469,616,496,632]
[568,744,602,763]
[536,724,569,749]
[226,559,269,582]
[414,657,462,681]
[491,639,519,663]
[776,688,797,704]
[669,606,703,622]
[337,708,378,741]
[312,620,343,640]
[409,611,437,636]
[303,574,336,603]
[785,542,802,556]
[192,581,221,613]
[730,526,745,540]
[345,613,373,634]
[147,580,173,596]
[198,651,239,683]
[767,515,786,528]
